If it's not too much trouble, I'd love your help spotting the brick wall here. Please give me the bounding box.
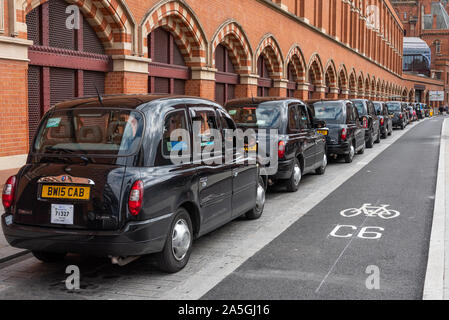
[0,59,29,157]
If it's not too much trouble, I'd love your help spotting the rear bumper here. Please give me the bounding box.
[392,119,403,126]
[327,142,351,155]
[1,213,173,257]
[271,158,294,180]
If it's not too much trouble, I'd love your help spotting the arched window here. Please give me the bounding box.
[287,63,296,97]
[257,55,273,97]
[148,27,188,94]
[26,0,110,145]
[215,44,238,105]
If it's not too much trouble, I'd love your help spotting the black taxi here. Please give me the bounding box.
[1,95,265,273]
[225,97,327,192]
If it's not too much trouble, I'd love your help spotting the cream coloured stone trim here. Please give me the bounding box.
[0,36,32,61]
[111,55,151,74]
[273,79,288,88]
[0,154,27,171]
[190,67,217,81]
[239,74,259,86]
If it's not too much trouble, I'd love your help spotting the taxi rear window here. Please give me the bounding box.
[226,102,281,128]
[33,108,144,157]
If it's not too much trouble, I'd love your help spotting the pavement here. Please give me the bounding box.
[0,117,448,300]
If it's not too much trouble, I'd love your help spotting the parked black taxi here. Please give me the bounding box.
[373,101,393,138]
[351,99,380,148]
[386,101,408,130]
[1,94,265,273]
[308,99,365,163]
[225,97,327,192]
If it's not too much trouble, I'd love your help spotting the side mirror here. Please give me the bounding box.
[313,119,326,128]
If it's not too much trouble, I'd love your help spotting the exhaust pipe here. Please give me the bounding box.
[110,256,141,266]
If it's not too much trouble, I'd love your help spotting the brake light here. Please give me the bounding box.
[341,128,347,141]
[399,114,403,119]
[380,118,384,125]
[2,176,16,210]
[128,180,143,216]
[278,141,286,159]
[362,117,368,129]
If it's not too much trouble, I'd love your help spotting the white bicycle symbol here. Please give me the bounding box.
[340,203,400,219]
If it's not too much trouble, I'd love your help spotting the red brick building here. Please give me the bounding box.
[392,0,449,103]
[0,0,444,168]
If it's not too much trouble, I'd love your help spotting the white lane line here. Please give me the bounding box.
[315,215,370,293]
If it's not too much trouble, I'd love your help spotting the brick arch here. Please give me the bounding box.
[284,44,306,83]
[357,73,364,94]
[211,20,252,74]
[307,53,324,85]
[140,0,208,67]
[381,81,385,96]
[337,65,348,90]
[409,88,415,102]
[402,87,408,100]
[17,0,134,53]
[254,34,284,78]
[371,77,376,94]
[376,79,381,96]
[324,59,337,88]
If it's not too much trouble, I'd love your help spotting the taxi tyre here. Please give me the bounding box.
[156,208,193,273]
[286,158,301,192]
[357,142,365,154]
[344,143,355,163]
[315,153,327,175]
[401,122,405,130]
[245,175,266,220]
[32,251,66,263]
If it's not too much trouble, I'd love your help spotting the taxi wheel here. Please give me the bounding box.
[344,144,355,163]
[246,175,265,220]
[156,208,193,273]
[366,133,374,148]
[357,143,365,154]
[32,251,66,263]
[375,129,381,143]
[286,158,301,192]
[315,154,327,175]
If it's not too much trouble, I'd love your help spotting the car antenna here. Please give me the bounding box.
[94,84,104,106]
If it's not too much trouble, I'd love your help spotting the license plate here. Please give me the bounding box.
[41,185,90,200]
[317,129,328,136]
[244,144,258,152]
[51,204,74,225]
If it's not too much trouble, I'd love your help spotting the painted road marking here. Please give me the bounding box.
[340,203,400,219]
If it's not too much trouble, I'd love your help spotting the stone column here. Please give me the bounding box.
[339,89,349,99]
[327,87,339,99]
[186,67,217,100]
[294,83,310,100]
[312,84,326,99]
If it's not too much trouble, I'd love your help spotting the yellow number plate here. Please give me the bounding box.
[41,185,90,200]
[317,129,328,136]
[244,144,258,152]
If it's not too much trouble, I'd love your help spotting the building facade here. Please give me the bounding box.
[0,0,444,165]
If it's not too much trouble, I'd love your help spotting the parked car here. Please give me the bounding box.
[373,101,393,138]
[308,99,365,163]
[225,97,327,192]
[351,99,380,148]
[1,94,266,273]
[386,101,408,130]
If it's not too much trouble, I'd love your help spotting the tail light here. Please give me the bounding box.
[362,117,368,129]
[380,118,384,125]
[2,176,16,210]
[399,114,403,119]
[341,128,347,141]
[278,141,286,159]
[128,180,143,216]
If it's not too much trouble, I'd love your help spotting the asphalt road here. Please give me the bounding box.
[203,117,443,300]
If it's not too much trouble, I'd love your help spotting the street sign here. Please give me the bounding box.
[429,91,444,101]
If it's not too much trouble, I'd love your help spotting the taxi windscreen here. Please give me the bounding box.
[226,102,281,128]
[33,109,144,156]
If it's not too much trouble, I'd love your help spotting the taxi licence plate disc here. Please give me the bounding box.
[51,204,74,225]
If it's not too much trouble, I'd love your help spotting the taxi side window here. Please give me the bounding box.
[353,106,360,124]
[190,107,219,151]
[288,104,301,133]
[218,110,236,146]
[162,109,189,158]
[299,104,311,130]
[346,103,354,123]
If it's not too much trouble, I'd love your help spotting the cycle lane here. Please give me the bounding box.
[202,117,443,300]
